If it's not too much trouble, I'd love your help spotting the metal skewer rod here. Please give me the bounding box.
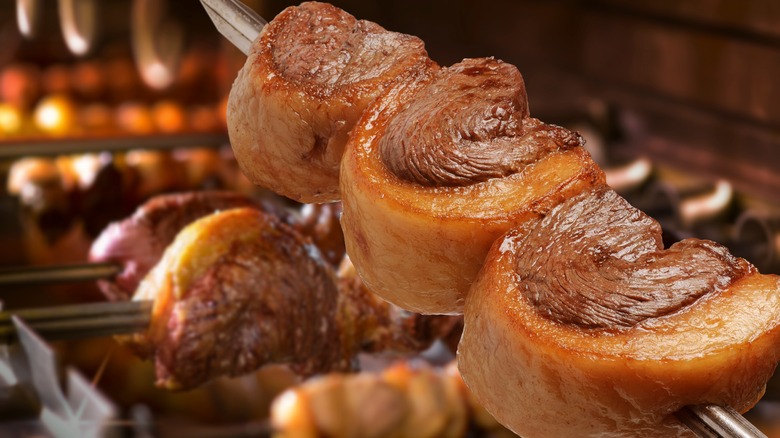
[0,294,769,438]
[676,404,767,438]
[0,262,120,286]
[0,132,229,159]
[0,301,152,343]
[197,1,769,436]
[199,0,265,55]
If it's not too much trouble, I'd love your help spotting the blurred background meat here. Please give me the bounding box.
[2,0,780,436]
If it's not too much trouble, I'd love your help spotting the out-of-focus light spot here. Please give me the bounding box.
[680,179,733,226]
[64,34,90,56]
[17,0,39,39]
[0,104,23,135]
[59,0,96,56]
[142,61,175,90]
[33,95,76,136]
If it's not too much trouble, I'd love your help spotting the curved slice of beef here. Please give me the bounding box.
[341,56,603,314]
[458,186,779,438]
[380,58,580,187]
[513,186,752,329]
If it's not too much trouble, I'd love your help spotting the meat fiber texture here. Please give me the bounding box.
[118,207,345,390]
[340,58,604,314]
[458,187,780,437]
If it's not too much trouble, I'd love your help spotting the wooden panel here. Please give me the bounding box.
[580,10,780,126]
[602,86,780,203]
[593,0,780,41]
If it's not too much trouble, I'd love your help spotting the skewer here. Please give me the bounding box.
[0,301,152,343]
[0,293,771,437]
[0,132,228,159]
[196,1,770,436]
[676,405,767,438]
[199,0,266,55]
[0,262,119,286]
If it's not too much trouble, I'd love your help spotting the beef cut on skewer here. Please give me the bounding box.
[228,1,436,203]
[88,190,283,301]
[223,2,780,437]
[341,57,603,315]
[116,207,460,390]
[460,186,780,437]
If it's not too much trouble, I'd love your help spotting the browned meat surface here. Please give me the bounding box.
[341,57,603,313]
[118,210,460,390]
[459,186,780,437]
[88,191,276,301]
[513,187,753,329]
[336,256,461,356]
[380,58,580,187]
[122,207,346,389]
[228,1,437,202]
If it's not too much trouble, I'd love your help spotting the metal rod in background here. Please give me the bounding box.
[0,263,120,287]
[676,404,768,438]
[0,301,153,343]
[0,133,229,159]
[0,298,769,437]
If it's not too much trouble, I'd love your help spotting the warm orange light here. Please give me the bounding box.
[151,100,187,133]
[115,102,155,135]
[33,95,77,136]
[0,103,23,135]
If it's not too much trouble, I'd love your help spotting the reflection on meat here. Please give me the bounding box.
[228,1,436,202]
[294,203,346,267]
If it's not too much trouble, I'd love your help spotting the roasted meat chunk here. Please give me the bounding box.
[458,187,780,437]
[336,256,461,357]
[119,209,460,390]
[271,361,514,438]
[228,1,437,202]
[122,207,345,389]
[88,191,274,301]
[341,57,603,314]
[7,157,76,243]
